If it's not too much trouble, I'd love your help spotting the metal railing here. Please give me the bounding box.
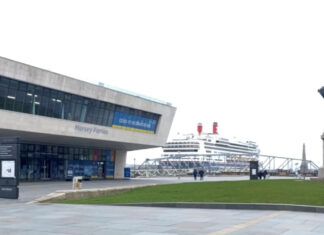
[132,153,319,177]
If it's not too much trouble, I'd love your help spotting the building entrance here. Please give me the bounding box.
[40,157,65,180]
[41,158,51,180]
[20,143,114,181]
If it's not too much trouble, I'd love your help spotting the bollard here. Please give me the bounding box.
[72,176,83,190]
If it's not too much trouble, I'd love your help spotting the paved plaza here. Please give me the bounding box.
[17,176,251,203]
[0,176,323,235]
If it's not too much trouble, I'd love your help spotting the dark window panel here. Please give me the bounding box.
[0,76,159,131]
[64,93,71,101]
[54,100,63,118]
[80,100,88,122]
[23,90,33,114]
[91,108,99,124]
[40,145,46,152]
[65,102,74,120]
[14,90,25,112]
[28,144,35,152]
[102,109,110,126]
[34,87,42,95]
[57,91,64,100]
[9,80,18,89]
[109,104,115,112]
[58,146,64,154]
[5,88,16,110]
[64,147,69,154]
[94,100,100,108]
[27,84,35,94]
[97,108,104,125]
[46,145,51,153]
[128,108,135,115]
[21,144,28,152]
[0,86,8,109]
[48,90,57,118]
[73,103,82,121]
[18,82,27,91]
[107,111,115,126]
[52,146,58,154]
[39,93,49,116]
[0,77,9,88]
[35,145,40,152]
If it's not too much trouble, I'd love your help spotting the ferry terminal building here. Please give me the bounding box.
[0,57,176,181]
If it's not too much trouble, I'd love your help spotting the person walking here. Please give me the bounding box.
[193,168,198,180]
[258,170,263,180]
[199,169,204,180]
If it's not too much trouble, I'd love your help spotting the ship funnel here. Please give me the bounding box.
[197,123,203,135]
[213,122,218,135]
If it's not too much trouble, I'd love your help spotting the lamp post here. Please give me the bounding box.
[133,158,136,178]
[318,87,324,178]
[320,133,324,178]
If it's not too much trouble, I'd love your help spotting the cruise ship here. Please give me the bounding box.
[162,122,260,157]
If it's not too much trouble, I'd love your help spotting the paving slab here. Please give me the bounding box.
[0,202,322,234]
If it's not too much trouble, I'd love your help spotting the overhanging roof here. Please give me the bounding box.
[0,128,156,151]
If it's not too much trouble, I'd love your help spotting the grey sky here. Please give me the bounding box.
[0,0,323,165]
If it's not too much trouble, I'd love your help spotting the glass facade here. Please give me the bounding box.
[0,75,160,133]
[20,143,115,181]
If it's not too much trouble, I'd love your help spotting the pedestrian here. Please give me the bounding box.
[263,170,268,179]
[258,170,263,180]
[199,169,204,180]
[193,168,198,180]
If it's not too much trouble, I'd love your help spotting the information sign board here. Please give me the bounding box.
[0,137,19,199]
[1,161,15,178]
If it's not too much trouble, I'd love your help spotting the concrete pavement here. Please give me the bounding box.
[1,203,324,234]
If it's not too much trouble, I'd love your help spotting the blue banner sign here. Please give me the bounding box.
[66,160,99,180]
[112,111,157,134]
[124,168,131,178]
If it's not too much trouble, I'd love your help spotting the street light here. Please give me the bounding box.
[133,158,136,178]
[318,87,324,179]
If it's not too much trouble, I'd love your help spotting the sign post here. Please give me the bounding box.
[0,137,20,199]
[249,161,259,180]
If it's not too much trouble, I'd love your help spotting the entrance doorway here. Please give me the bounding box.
[41,158,51,180]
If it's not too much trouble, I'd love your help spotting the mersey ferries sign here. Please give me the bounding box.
[74,124,108,135]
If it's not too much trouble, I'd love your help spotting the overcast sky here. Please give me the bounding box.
[0,0,323,165]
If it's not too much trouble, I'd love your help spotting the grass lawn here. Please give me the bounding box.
[56,179,324,206]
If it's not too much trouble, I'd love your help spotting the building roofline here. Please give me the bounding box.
[0,56,173,107]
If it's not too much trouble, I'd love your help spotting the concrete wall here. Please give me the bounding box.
[114,150,127,179]
[0,109,170,150]
[0,57,176,150]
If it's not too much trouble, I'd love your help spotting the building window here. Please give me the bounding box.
[0,75,160,133]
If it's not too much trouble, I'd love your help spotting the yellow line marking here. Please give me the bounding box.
[208,211,286,235]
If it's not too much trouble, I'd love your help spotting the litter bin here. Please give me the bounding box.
[72,176,83,189]
[249,161,259,180]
